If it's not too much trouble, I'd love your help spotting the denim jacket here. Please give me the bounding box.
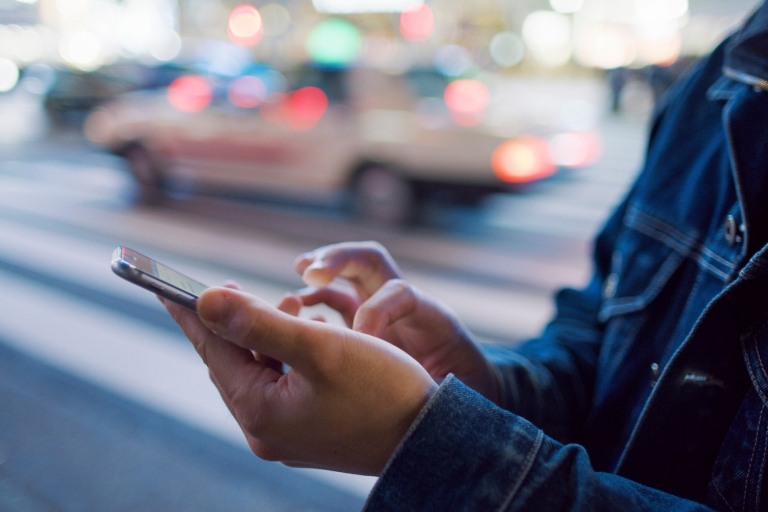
[365,4,768,511]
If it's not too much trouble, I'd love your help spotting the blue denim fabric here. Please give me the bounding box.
[365,3,768,510]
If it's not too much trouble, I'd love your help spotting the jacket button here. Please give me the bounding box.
[724,215,738,246]
[650,362,660,386]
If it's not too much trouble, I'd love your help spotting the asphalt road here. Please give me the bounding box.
[0,115,645,511]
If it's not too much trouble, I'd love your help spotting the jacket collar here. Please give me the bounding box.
[724,1,768,90]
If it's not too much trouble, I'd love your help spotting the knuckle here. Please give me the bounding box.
[248,439,280,462]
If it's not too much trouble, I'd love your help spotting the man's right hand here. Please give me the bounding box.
[292,242,500,404]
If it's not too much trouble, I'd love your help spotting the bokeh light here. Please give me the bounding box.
[14,28,43,62]
[400,4,433,42]
[196,40,252,77]
[433,45,472,76]
[168,75,212,112]
[283,86,328,130]
[489,32,524,67]
[548,131,602,168]
[118,0,178,59]
[59,31,103,71]
[492,138,556,183]
[574,24,636,69]
[444,79,489,126]
[306,19,361,66]
[228,5,263,47]
[636,32,682,66]
[550,0,583,14]
[151,31,182,61]
[313,0,424,13]
[0,58,19,92]
[260,4,291,37]
[228,75,268,108]
[522,11,572,67]
[635,0,688,21]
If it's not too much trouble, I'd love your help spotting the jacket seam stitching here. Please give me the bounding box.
[626,214,731,281]
[598,251,685,320]
[496,429,544,512]
[712,478,737,512]
[722,92,751,259]
[742,405,763,512]
[628,208,733,267]
[627,207,736,271]
[744,344,768,406]
[756,409,767,512]
[631,217,732,278]
[749,321,768,395]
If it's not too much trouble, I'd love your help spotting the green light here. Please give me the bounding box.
[306,19,361,66]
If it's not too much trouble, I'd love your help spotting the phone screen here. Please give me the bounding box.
[122,247,208,297]
[153,261,208,296]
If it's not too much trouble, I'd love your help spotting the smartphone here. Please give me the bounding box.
[112,246,208,312]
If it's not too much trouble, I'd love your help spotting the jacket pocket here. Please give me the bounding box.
[598,209,690,322]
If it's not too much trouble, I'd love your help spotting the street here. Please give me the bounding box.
[0,113,645,511]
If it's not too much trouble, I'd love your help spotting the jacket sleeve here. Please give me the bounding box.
[364,375,713,512]
[483,192,627,443]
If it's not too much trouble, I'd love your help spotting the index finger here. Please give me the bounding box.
[294,241,402,299]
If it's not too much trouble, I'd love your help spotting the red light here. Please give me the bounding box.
[548,131,603,168]
[283,87,328,130]
[444,79,489,126]
[400,4,433,42]
[492,137,556,183]
[228,75,268,108]
[228,5,263,47]
[168,75,212,113]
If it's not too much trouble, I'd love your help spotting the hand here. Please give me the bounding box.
[293,242,500,404]
[162,285,437,475]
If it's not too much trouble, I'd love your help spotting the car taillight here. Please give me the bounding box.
[548,131,602,168]
[168,75,212,113]
[492,137,556,183]
[444,79,489,126]
[282,86,328,130]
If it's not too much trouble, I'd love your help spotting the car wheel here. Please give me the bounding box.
[353,167,415,225]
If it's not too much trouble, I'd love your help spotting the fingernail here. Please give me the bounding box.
[199,290,228,325]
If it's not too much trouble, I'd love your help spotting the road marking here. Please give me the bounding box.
[0,269,378,498]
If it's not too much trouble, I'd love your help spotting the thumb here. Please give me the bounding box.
[198,287,309,369]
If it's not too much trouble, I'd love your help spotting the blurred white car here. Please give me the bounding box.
[85,66,600,223]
